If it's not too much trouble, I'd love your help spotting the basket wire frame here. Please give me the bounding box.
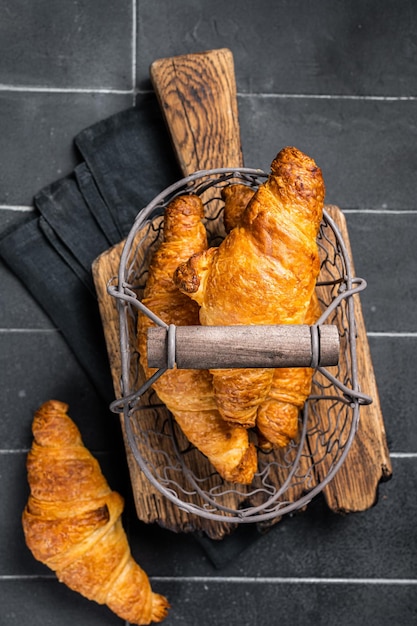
[108,167,372,523]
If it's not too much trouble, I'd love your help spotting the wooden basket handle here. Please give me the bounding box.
[147,324,340,370]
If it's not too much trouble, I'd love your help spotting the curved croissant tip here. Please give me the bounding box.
[38,399,69,414]
[32,400,82,447]
[166,193,203,213]
[269,146,325,202]
[151,594,171,622]
[272,146,320,172]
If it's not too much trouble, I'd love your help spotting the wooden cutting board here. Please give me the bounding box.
[92,49,392,540]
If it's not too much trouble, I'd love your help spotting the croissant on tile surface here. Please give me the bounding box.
[22,400,169,626]
[137,194,257,484]
[221,180,323,450]
[174,147,325,431]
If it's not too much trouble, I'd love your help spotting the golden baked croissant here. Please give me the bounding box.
[22,400,169,625]
[256,292,322,450]
[221,183,256,233]
[137,194,257,484]
[174,147,325,430]
[222,182,322,450]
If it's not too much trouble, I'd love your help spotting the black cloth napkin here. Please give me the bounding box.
[74,162,123,245]
[0,94,180,404]
[0,214,113,403]
[0,93,270,567]
[75,97,182,238]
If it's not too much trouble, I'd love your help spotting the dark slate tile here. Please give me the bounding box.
[137,0,417,97]
[123,458,413,581]
[0,330,120,451]
[0,0,132,90]
[0,259,55,331]
[127,516,213,578]
[0,579,122,625]
[345,213,417,332]
[218,458,413,580]
[0,91,132,206]
[2,577,416,626]
[150,579,417,626]
[0,452,41,576]
[0,210,54,329]
[0,207,34,231]
[237,96,417,210]
[368,335,417,452]
[4,457,416,623]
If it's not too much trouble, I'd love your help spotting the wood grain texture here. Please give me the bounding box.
[147,324,340,369]
[316,206,392,513]
[92,49,392,538]
[150,48,244,175]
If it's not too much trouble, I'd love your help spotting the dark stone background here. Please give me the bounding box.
[1,1,416,624]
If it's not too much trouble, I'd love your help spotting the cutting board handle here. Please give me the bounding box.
[147,324,340,370]
[150,48,244,175]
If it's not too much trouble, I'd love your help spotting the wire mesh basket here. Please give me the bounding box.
[108,167,372,524]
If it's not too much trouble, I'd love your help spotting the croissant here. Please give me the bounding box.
[22,400,169,625]
[137,194,257,484]
[221,183,256,233]
[174,147,325,430]
[222,182,322,450]
[256,292,322,450]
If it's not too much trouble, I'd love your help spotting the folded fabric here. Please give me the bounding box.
[0,96,179,406]
[75,93,181,238]
[0,216,114,404]
[35,172,112,274]
[74,162,123,245]
[38,215,95,296]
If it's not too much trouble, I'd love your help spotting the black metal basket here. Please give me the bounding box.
[108,167,372,523]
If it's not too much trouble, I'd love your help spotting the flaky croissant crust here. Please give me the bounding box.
[221,174,323,449]
[137,194,257,484]
[22,400,169,625]
[174,147,325,429]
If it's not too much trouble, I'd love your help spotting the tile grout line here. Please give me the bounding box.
[367,332,417,337]
[150,576,417,585]
[342,209,417,214]
[131,0,137,105]
[2,574,417,585]
[237,92,417,101]
[0,204,33,212]
[0,84,133,94]
[1,84,417,101]
[0,328,58,333]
